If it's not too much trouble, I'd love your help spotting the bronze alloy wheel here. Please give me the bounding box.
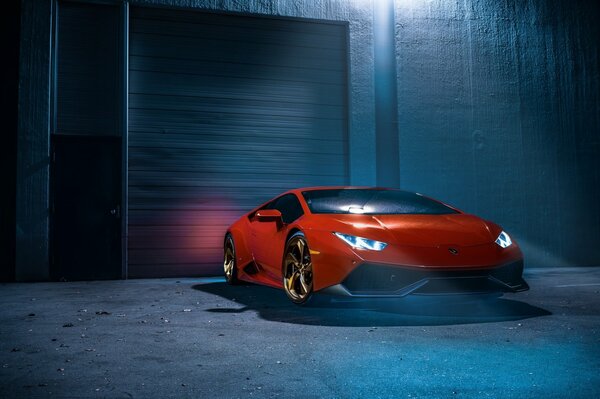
[283,232,314,304]
[224,235,238,284]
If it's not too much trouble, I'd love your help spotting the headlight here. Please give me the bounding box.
[334,232,387,251]
[495,231,512,248]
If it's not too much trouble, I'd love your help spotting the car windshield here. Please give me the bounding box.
[301,189,458,215]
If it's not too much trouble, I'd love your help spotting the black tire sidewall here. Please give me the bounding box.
[224,234,238,284]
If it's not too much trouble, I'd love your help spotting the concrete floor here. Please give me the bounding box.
[1,267,599,399]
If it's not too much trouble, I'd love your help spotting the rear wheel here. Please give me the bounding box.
[224,235,239,285]
[283,232,314,305]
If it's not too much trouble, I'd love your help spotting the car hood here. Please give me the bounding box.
[309,213,495,247]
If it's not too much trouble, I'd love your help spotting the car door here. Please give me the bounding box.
[250,194,304,280]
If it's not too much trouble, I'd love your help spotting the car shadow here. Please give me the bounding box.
[191,282,551,327]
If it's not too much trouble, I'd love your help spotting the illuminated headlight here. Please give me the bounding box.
[334,232,387,251]
[495,231,512,248]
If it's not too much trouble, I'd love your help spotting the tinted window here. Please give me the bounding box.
[301,189,458,215]
[269,194,304,223]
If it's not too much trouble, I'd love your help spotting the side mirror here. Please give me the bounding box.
[255,209,283,223]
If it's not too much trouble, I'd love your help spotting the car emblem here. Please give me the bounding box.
[448,247,459,255]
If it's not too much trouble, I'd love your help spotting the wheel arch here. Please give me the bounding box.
[281,228,304,274]
[224,226,252,270]
[285,227,303,246]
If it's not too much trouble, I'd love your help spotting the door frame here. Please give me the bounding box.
[120,1,129,279]
[49,134,123,280]
[50,0,129,279]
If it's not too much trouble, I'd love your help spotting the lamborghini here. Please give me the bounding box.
[224,187,528,304]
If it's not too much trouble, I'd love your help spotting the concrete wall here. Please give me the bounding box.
[395,0,600,267]
[16,0,600,280]
[1,1,21,281]
[16,0,53,280]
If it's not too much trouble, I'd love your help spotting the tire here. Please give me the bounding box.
[282,232,314,305]
[223,234,239,285]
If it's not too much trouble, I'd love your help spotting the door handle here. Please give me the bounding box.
[110,205,121,219]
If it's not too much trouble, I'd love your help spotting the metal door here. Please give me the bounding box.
[51,135,122,280]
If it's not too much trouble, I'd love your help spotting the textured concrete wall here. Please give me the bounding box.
[374,0,400,187]
[16,0,52,280]
[18,0,600,280]
[395,0,600,266]
[1,1,20,281]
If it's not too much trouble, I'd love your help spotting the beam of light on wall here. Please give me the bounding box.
[516,238,571,268]
[350,0,372,8]
[395,0,435,10]
[373,0,400,187]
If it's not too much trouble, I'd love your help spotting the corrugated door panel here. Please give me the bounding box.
[128,7,349,278]
[56,2,121,136]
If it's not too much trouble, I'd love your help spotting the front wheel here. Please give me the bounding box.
[224,235,239,285]
[282,232,314,305]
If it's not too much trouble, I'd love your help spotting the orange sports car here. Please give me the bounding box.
[224,187,528,304]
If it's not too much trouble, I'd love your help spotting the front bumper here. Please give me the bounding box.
[319,260,529,297]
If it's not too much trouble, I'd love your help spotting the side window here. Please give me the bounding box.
[263,199,277,210]
[273,194,304,224]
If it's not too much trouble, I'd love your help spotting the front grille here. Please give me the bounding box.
[414,277,499,294]
[341,261,524,295]
[489,260,523,284]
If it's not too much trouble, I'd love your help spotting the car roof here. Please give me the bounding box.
[288,186,394,194]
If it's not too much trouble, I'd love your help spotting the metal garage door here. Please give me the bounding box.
[128,7,349,277]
